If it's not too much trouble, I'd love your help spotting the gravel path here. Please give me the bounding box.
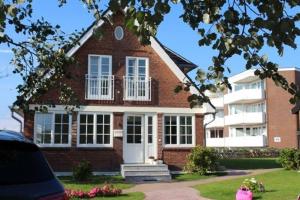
[124,168,280,200]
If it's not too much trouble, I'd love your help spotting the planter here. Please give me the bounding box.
[236,188,253,200]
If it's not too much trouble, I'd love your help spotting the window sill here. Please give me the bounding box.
[77,144,113,148]
[163,144,195,149]
[37,144,72,148]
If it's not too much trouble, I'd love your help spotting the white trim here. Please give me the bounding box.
[66,11,112,57]
[162,114,196,148]
[64,12,198,96]
[149,38,198,95]
[88,54,112,76]
[29,104,204,114]
[77,112,113,148]
[34,112,72,148]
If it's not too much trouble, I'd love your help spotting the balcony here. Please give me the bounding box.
[206,135,267,147]
[205,117,224,128]
[85,75,114,100]
[224,89,264,104]
[123,76,151,101]
[210,97,224,108]
[224,112,266,126]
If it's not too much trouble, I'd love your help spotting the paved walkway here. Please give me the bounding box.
[124,168,280,200]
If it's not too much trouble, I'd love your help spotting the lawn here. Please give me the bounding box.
[195,170,300,200]
[219,158,281,170]
[59,175,144,200]
[172,172,227,182]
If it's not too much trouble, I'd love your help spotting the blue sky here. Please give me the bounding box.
[0,1,299,131]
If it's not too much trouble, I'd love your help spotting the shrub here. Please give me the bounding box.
[65,184,122,199]
[184,146,219,175]
[278,148,300,170]
[72,161,93,181]
[241,177,265,193]
[217,148,280,159]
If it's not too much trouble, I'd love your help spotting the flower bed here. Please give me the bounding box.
[65,184,122,199]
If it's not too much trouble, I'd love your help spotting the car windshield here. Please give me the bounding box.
[0,141,54,185]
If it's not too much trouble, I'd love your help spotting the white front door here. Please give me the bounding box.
[123,114,157,163]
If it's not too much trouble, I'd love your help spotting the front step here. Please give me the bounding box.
[121,164,172,182]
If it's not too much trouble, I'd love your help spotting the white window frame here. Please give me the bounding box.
[88,54,112,76]
[163,114,196,148]
[125,56,149,78]
[77,112,113,148]
[34,112,72,148]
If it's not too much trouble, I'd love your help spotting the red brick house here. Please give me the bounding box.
[22,11,205,173]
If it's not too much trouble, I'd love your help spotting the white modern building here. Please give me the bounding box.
[204,68,300,148]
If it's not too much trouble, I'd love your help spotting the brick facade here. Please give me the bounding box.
[23,12,204,172]
[266,70,300,148]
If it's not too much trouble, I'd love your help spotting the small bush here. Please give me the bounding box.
[278,148,300,170]
[241,177,265,193]
[72,161,93,181]
[184,146,219,175]
[217,148,280,159]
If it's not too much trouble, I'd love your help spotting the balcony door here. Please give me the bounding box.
[87,55,112,99]
[125,57,149,100]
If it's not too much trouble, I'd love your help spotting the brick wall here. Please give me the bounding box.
[23,12,205,171]
[266,70,299,148]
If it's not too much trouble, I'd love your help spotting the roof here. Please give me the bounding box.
[154,39,197,73]
[66,11,198,74]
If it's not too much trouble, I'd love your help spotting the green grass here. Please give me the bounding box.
[59,175,134,191]
[219,158,281,170]
[195,170,300,200]
[172,172,227,182]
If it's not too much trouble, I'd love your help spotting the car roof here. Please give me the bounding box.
[0,130,32,143]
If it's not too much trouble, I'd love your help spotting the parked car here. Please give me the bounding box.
[0,130,66,200]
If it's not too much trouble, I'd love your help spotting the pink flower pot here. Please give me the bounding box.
[236,188,253,200]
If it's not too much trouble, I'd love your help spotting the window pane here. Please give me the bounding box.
[171,136,177,144]
[62,124,68,134]
[180,136,186,144]
[54,134,61,144]
[165,136,170,144]
[62,114,69,123]
[180,116,185,125]
[62,135,68,144]
[127,135,133,143]
[187,136,192,144]
[80,125,86,134]
[96,135,103,144]
[164,116,170,125]
[171,116,177,125]
[87,125,93,134]
[54,124,61,134]
[104,135,110,144]
[55,114,61,123]
[104,125,110,134]
[80,135,86,144]
[97,115,103,124]
[135,135,141,143]
[171,126,177,135]
[87,135,93,144]
[87,115,93,123]
[186,117,192,125]
[104,115,110,124]
[80,115,86,123]
[127,126,133,134]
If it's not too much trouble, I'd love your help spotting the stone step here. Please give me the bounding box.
[124,170,171,177]
[125,175,172,182]
[121,164,168,171]
[121,164,172,182]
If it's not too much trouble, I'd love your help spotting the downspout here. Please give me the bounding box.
[9,106,23,133]
[203,111,216,147]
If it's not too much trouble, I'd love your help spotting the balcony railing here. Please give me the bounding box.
[224,112,266,125]
[206,135,267,147]
[123,76,151,101]
[224,89,265,104]
[85,74,114,100]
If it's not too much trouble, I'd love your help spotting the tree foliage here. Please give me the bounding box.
[1,0,300,110]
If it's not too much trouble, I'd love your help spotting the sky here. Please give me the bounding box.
[0,1,299,131]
